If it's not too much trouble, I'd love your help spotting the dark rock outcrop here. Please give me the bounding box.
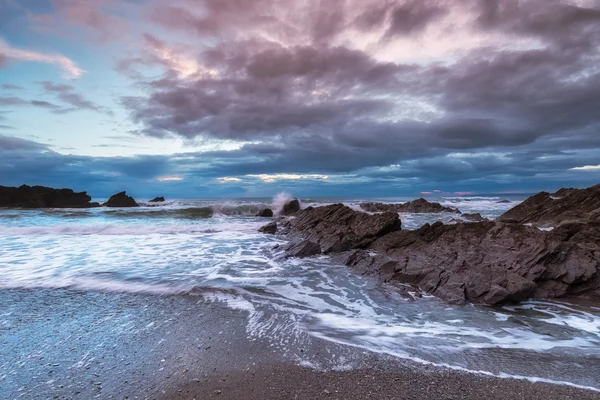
[259,221,277,234]
[149,197,165,203]
[104,191,140,208]
[281,204,401,254]
[0,185,99,208]
[360,198,459,214]
[256,208,274,217]
[498,184,600,227]
[462,213,487,222]
[285,240,321,258]
[496,200,511,204]
[281,199,301,215]
[339,221,600,305]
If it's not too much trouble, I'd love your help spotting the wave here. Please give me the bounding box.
[0,221,264,236]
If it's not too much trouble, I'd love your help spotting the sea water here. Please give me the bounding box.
[1,195,599,392]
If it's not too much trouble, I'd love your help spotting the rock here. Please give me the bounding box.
[552,188,577,197]
[360,198,459,214]
[462,213,487,222]
[285,240,321,258]
[282,199,300,215]
[256,208,274,217]
[496,200,511,203]
[342,221,600,305]
[259,221,277,234]
[0,185,98,208]
[149,196,165,203]
[104,191,140,208]
[281,204,401,254]
[498,184,600,227]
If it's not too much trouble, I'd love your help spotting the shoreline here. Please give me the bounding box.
[1,289,599,399]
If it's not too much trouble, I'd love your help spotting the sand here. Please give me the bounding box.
[1,289,598,400]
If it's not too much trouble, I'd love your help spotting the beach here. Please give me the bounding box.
[1,195,600,399]
[1,289,598,400]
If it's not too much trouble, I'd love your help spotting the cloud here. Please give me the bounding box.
[28,0,131,42]
[0,38,84,79]
[38,81,112,114]
[1,84,23,90]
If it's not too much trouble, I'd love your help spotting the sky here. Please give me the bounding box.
[1,0,599,199]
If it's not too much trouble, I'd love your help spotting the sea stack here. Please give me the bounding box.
[104,191,140,207]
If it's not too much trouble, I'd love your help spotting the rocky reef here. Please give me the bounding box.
[498,184,600,227]
[264,184,600,305]
[0,185,99,208]
[360,198,459,214]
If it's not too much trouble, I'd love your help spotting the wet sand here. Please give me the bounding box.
[1,289,598,400]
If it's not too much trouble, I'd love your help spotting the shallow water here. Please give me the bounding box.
[1,195,599,391]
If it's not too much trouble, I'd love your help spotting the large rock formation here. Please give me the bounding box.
[149,196,165,203]
[281,199,301,215]
[281,204,401,254]
[498,184,600,227]
[360,198,459,214]
[0,185,99,208]
[104,191,140,207]
[339,221,600,305]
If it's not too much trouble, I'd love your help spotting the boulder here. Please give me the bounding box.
[104,191,140,208]
[498,184,600,227]
[496,200,511,204]
[281,204,401,254]
[285,240,321,258]
[0,185,98,208]
[360,198,459,214]
[256,208,274,217]
[341,221,600,305]
[259,221,277,234]
[282,199,301,215]
[149,196,165,203]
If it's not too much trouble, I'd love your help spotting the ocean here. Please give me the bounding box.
[1,194,600,395]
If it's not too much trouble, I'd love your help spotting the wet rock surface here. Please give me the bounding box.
[104,191,140,208]
[256,208,274,217]
[0,185,99,208]
[149,196,165,203]
[498,184,600,226]
[340,221,600,305]
[360,198,459,214]
[281,199,301,215]
[281,204,401,254]
[258,221,277,234]
[277,186,600,305]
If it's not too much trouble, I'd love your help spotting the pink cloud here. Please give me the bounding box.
[30,0,130,43]
[454,191,475,196]
[0,38,84,79]
[421,191,433,195]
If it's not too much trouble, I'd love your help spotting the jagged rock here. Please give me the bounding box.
[149,196,165,203]
[0,185,98,208]
[104,191,139,207]
[281,204,401,254]
[462,213,487,222]
[552,188,577,197]
[256,208,274,217]
[259,221,277,234]
[282,199,300,215]
[498,184,600,227]
[285,240,321,258]
[341,221,600,305]
[360,198,459,214]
